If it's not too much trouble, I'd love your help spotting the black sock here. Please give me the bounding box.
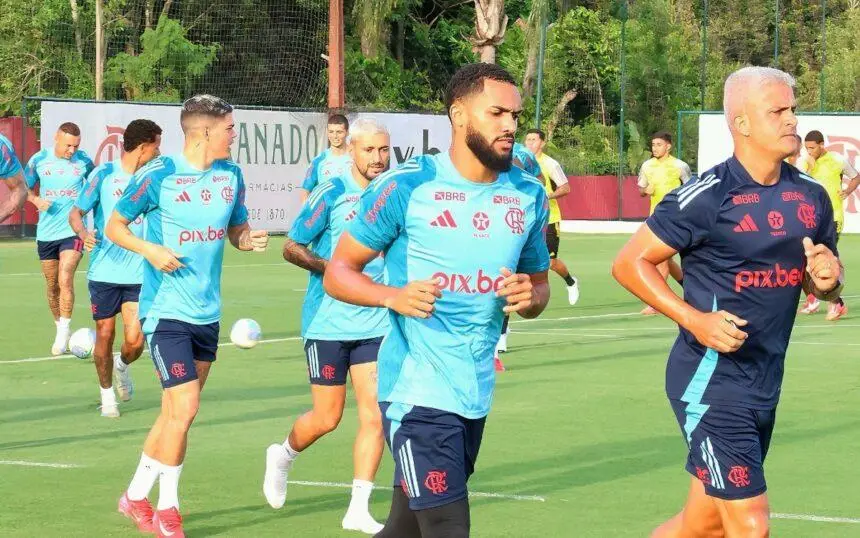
[563,274,576,287]
[837,297,845,306]
[501,315,509,335]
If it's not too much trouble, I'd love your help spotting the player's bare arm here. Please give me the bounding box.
[227,221,268,252]
[282,237,327,274]
[839,173,860,199]
[324,232,441,318]
[0,173,27,221]
[496,268,549,318]
[547,182,570,200]
[106,210,185,273]
[27,186,52,213]
[68,207,98,251]
[613,225,748,353]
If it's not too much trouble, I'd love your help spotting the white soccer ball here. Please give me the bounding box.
[69,328,96,359]
[230,318,262,349]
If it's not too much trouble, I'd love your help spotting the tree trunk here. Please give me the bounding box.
[471,0,507,64]
[522,50,537,95]
[545,89,578,142]
[161,0,174,21]
[69,0,83,58]
[395,18,405,66]
[145,0,154,30]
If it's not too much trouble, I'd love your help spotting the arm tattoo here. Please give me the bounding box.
[283,238,327,274]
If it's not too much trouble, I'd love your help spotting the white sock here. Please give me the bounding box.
[347,479,374,514]
[100,386,117,406]
[57,317,71,329]
[127,454,161,501]
[114,354,129,372]
[157,463,183,510]
[281,439,300,462]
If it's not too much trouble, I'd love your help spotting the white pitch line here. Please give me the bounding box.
[0,336,301,364]
[287,480,546,502]
[772,512,860,524]
[0,262,287,278]
[0,460,83,469]
[791,341,860,347]
[514,330,620,338]
[510,312,640,324]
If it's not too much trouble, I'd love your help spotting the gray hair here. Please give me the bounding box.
[724,66,796,125]
[348,118,389,144]
[180,94,233,132]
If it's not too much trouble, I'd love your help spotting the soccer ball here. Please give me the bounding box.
[68,328,96,359]
[230,318,262,349]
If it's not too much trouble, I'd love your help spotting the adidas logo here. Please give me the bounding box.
[733,214,759,233]
[345,210,357,222]
[113,189,123,198]
[430,210,457,228]
[175,191,191,203]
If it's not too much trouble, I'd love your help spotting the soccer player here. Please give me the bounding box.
[324,63,551,538]
[797,129,859,320]
[785,134,810,172]
[69,119,163,418]
[24,122,94,355]
[612,67,841,538]
[524,128,579,305]
[299,114,352,202]
[636,131,691,315]
[263,118,391,534]
[494,141,544,365]
[107,95,269,538]
[0,133,27,222]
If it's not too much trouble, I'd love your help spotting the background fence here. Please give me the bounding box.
[0,0,857,230]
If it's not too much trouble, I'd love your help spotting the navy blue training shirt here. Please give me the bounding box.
[647,156,837,409]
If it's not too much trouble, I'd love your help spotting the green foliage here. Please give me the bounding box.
[344,39,442,111]
[105,16,217,102]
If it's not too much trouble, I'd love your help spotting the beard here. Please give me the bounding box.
[466,125,513,172]
[358,160,389,181]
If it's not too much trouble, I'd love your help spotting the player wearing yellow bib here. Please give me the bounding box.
[798,130,860,320]
[786,134,811,172]
[637,132,691,315]
[524,129,580,305]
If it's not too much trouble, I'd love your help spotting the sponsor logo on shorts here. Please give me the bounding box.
[734,263,803,292]
[424,471,448,495]
[695,467,710,484]
[170,363,187,379]
[727,465,751,488]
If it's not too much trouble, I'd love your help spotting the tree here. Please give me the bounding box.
[471,0,508,63]
[104,16,216,102]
